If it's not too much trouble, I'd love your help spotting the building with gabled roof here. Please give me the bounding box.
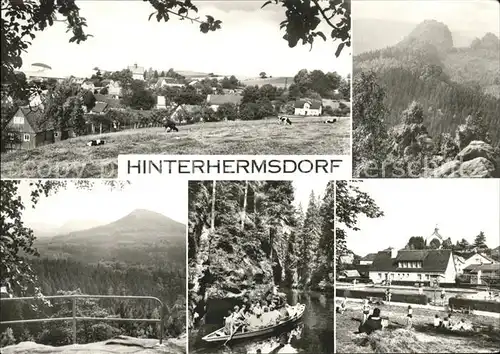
[5,106,68,150]
[206,94,243,112]
[294,99,322,116]
[127,63,145,81]
[369,248,457,285]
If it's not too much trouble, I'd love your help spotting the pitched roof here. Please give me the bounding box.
[91,101,108,114]
[343,270,361,278]
[18,106,53,132]
[370,249,452,273]
[294,99,322,109]
[128,64,145,75]
[464,263,500,273]
[207,94,243,105]
[94,94,123,109]
[182,104,203,113]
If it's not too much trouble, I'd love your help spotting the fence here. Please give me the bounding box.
[0,294,164,344]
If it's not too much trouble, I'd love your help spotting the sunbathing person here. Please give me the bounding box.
[452,319,472,331]
[442,317,450,329]
[337,297,347,314]
[433,314,442,328]
[358,308,383,335]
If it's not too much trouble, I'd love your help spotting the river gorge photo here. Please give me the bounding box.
[187,180,335,353]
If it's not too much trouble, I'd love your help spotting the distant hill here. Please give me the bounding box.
[353,18,477,55]
[34,209,186,266]
[354,20,500,142]
[241,76,292,88]
[56,219,107,235]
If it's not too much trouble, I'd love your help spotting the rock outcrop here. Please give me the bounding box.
[430,140,499,177]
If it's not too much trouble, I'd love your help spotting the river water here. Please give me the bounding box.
[189,290,334,354]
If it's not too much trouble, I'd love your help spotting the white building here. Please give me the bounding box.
[127,63,145,81]
[294,99,322,116]
[369,248,457,285]
[156,96,167,110]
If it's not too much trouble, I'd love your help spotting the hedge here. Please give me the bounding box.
[449,297,500,313]
[336,288,429,305]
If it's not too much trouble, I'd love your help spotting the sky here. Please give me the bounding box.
[354,0,500,37]
[19,179,188,228]
[20,0,351,79]
[344,179,500,257]
[292,178,331,210]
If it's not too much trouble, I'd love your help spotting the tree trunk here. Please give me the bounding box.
[210,181,216,232]
[241,181,248,231]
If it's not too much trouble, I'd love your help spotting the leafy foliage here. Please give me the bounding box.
[335,181,383,272]
[263,0,351,56]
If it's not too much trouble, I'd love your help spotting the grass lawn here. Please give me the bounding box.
[336,303,500,353]
[0,116,351,178]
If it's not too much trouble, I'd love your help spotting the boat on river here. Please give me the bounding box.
[202,303,306,343]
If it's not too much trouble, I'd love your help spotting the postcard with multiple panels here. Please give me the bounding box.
[1,0,499,354]
[1,0,351,180]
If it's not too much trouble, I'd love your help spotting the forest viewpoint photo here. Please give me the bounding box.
[352,0,500,178]
[187,180,335,354]
[0,180,187,353]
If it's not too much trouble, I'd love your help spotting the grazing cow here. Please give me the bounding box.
[324,118,337,124]
[278,116,292,125]
[164,119,179,132]
[87,139,105,146]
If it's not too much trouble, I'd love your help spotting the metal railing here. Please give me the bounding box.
[0,294,164,344]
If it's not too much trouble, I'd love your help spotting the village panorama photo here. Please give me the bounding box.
[1,0,351,178]
[0,179,187,353]
[335,179,500,353]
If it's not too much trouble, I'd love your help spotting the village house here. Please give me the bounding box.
[294,99,322,116]
[340,253,354,265]
[89,94,124,114]
[81,81,95,91]
[170,104,203,123]
[156,96,167,110]
[462,252,496,269]
[464,263,500,285]
[127,63,145,81]
[369,248,457,285]
[206,94,243,112]
[154,77,184,89]
[5,106,69,151]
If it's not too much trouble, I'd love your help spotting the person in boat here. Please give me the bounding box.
[269,303,282,324]
[279,303,290,321]
[224,310,234,335]
[433,314,441,328]
[358,307,383,335]
[231,305,247,333]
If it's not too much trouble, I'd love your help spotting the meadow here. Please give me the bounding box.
[336,302,500,353]
[0,116,350,178]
